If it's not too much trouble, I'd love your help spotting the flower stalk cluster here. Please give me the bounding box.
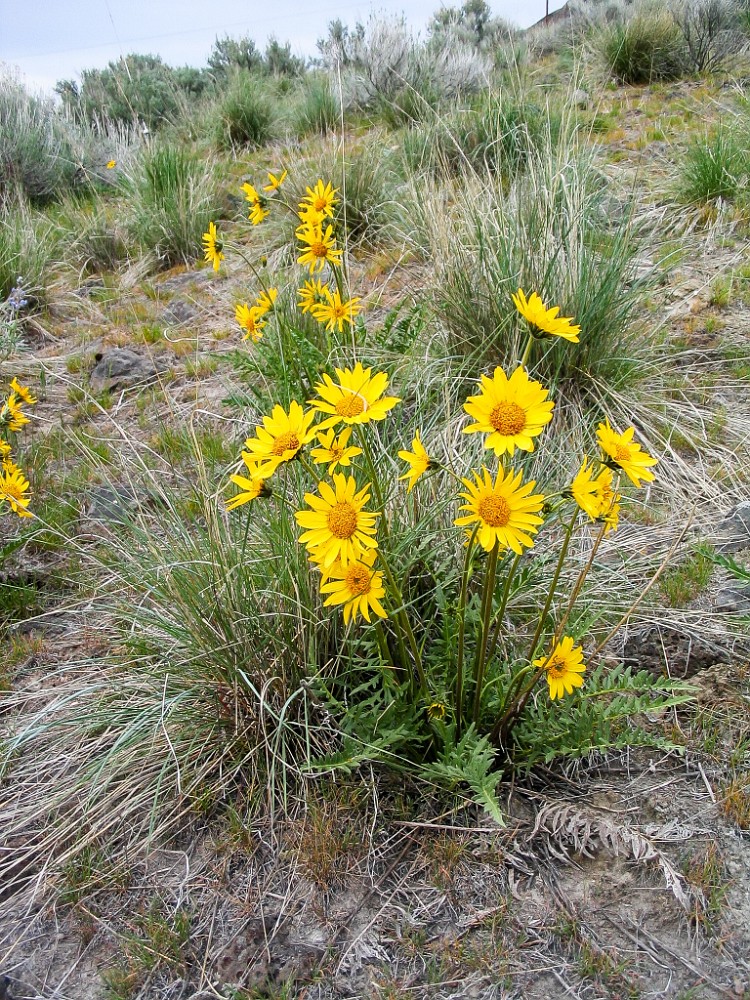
[0,377,36,519]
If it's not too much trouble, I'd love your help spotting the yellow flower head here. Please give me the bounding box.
[455,466,545,554]
[320,548,387,624]
[1,393,30,433]
[255,287,278,315]
[263,170,288,192]
[295,472,379,568]
[310,287,362,333]
[463,366,554,457]
[512,288,581,343]
[202,221,224,272]
[241,182,269,224]
[534,636,586,700]
[225,466,270,511]
[398,431,431,493]
[9,378,36,406]
[243,401,317,478]
[310,426,363,475]
[299,180,338,220]
[106,160,116,169]
[249,202,269,226]
[298,278,329,315]
[297,223,342,273]
[309,363,401,431]
[0,438,11,458]
[571,458,620,533]
[427,701,447,721]
[0,460,33,518]
[235,302,266,343]
[596,420,657,488]
[241,182,261,205]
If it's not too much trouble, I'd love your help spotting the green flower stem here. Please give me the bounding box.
[483,551,523,673]
[519,333,535,368]
[525,507,579,665]
[455,525,479,740]
[554,519,607,642]
[472,540,500,725]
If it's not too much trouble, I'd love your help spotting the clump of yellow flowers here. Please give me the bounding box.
[0,377,36,519]
[210,170,659,756]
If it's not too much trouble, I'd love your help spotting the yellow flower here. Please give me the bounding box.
[202,221,224,272]
[263,170,287,192]
[255,287,278,315]
[398,431,431,493]
[298,278,329,315]
[596,420,657,488]
[309,363,401,431]
[455,466,545,554]
[534,636,586,700]
[9,378,36,405]
[225,467,270,511]
[243,401,317,478]
[106,160,116,169]
[310,287,362,332]
[295,472,379,568]
[0,438,11,458]
[241,182,269,225]
[250,202,269,226]
[463,366,554,456]
[1,393,30,432]
[0,460,33,518]
[299,179,338,220]
[297,223,342,273]
[427,701,447,720]
[571,459,620,533]
[512,288,580,343]
[311,427,363,475]
[320,549,387,624]
[235,302,266,343]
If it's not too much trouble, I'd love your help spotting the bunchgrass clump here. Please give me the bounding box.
[679,127,749,204]
[597,9,687,84]
[290,75,340,137]
[212,71,276,150]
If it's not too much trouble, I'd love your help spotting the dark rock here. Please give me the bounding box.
[89,348,163,394]
[712,500,750,553]
[714,584,750,614]
[162,300,197,325]
[73,277,105,298]
[86,483,140,523]
[624,627,729,679]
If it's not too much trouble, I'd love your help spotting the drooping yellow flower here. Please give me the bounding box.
[310,287,362,333]
[571,459,620,533]
[255,287,278,315]
[463,366,554,457]
[427,701,447,721]
[596,420,657,488]
[455,466,545,554]
[299,180,338,221]
[298,278,329,315]
[0,439,11,458]
[310,426,363,475]
[0,460,33,518]
[225,467,270,511]
[534,636,586,700]
[295,472,379,568]
[106,160,116,169]
[9,378,37,405]
[297,223,342,273]
[512,288,581,343]
[309,363,400,431]
[241,182,269,225]
[202,221,224,272]
[263,170,287,192]
[398,431,431,493]
[235,302,266,343]
[243,401,317,478]
[320,548,387,624]
[1,393,29,432]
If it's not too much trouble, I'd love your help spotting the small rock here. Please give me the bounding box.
[73,277,105,298]
[89,347,163,394]
[713,500,750,553]
[624,627,729,679]
[162,300,197,325]
[86,483,140,523]
[572,88,589,108]
[714,584,750,614]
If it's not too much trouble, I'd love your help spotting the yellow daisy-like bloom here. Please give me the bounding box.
[571,459,620,533]
[310,426,363,475]
[1,393,30,433]
[225,468,270,511]
[255,287,278,315]
[295,472,379,568]
[0,439,11,458]
[249,202,269,226]
[263,170,287,192]
[241,182,269,225]
[455,466,545,554]
[9,378,37,405]
[534,636,586,700]
[427,701,447,721]
[0,460,33,518]
[297,223,342,274]
[243,401,317,478]
[299,179,338,220]
[398,431,431,493]
[202,221,224,272]
[298,278,329,315]
[106,160,116,169]
[463,366,554,457]
[320,548,387,624]
[512,288,581,343]
[309,363,401,431]
[310,287,362,333]
[235,302,266,343]
[596,420,657,488]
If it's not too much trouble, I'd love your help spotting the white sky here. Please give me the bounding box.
[2,0,565,95]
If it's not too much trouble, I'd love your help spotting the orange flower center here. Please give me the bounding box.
[314,196,328,211]
[272,432,300,456]
[477,494,511,528]
[345,564,371,596]
[328,501,358,539]
[330,445,344,461]
[335,393,365,418]
[311,241,329,258]
[489,401,526,436]
[545,656,566,679]
[614,444,632,462]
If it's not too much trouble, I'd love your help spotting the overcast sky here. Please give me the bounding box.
[2,0,565,95]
